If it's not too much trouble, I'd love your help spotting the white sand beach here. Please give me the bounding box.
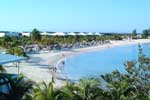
[4,39,150,87]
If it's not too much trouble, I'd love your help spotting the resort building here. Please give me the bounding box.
[0,31,105,37]
[93,32,99,35]
[67,32,76,36]
[86,32,93,35]
[93,32,103,36]
[40,32,49,35]
[0,32,6,37]
[78,32,86,35]
[136,34,142,38]
[21,32,31,37]
[47,32,55,36]
[52,32,66,36]
[75,32,86,35]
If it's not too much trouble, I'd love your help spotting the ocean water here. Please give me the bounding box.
[61,43,150,80]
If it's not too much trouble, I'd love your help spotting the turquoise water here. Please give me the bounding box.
[61,43,150,80]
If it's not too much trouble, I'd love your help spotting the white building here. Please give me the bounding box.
[93,32,99,35]
[0,32,5,37]
[78,32,86,35]
[21,32,30,37]
[99,33,103,36]
[67,32,76,36]
[47,32,55,36]
[93,32,103,36]
[52,32,66,36]
[86,32,93,35]
[40,32,49,35]
[75,32,85,35]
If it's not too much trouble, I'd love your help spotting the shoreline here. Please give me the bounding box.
[56,39,150,69]
[5,39,150,87]
[55,39,150,80]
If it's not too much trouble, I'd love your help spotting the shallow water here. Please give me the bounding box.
[61,43,150,80]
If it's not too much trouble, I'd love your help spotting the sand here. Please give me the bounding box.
[4,39,150,87]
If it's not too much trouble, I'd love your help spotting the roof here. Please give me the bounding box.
[0,54,27,65]
[52,32,66,36]
[86,32,93,35]
[77,32,86,35]
[67,32,76,35]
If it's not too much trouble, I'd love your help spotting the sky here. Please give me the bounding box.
[0,0,150,33]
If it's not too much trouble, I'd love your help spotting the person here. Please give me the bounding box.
[62,60,65,65]
[62,53,65,57]
[53,67,57,72]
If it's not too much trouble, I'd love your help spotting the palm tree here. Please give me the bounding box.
[31,28,42,43]
[26,77,60,100]
[58,78,107,100]
[2,35,12,48]
[0,66,6,100]
[76,78,100,100]
[0,74,34,100]
[0,65,6,73]
[7,47,27,57]
[56,82,78,100]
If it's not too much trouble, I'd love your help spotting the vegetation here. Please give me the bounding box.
[131,29,137,39]
[131,29,137,36]
[0,33,124,47]
[0,65,6,73]
[5,28,150,56]
[0,28,150,54]
[0,29,125,57]
[7,47,27,57]
[56,78,108,100]
[0,73,34,100]
[101,45,150,100]
[142,29,150,38]
[24,77,59,100]
[31,28,42,43]
[0,61,33,100]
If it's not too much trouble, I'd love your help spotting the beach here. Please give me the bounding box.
[4,39,150,87]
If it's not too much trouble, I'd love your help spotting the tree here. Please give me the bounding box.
[2,35,12,48]
[57,78,108,100]
[101,45,150,100]
[31,28,42,43]
[41,36,53,46]
[142,29,149,38]
[26,77,108,100]
[25,77,60,100]
[0,65,6,73]
[131,29,137,36]
[74,78,102,100]
[0,74,34,100]
[7,47,27,57]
